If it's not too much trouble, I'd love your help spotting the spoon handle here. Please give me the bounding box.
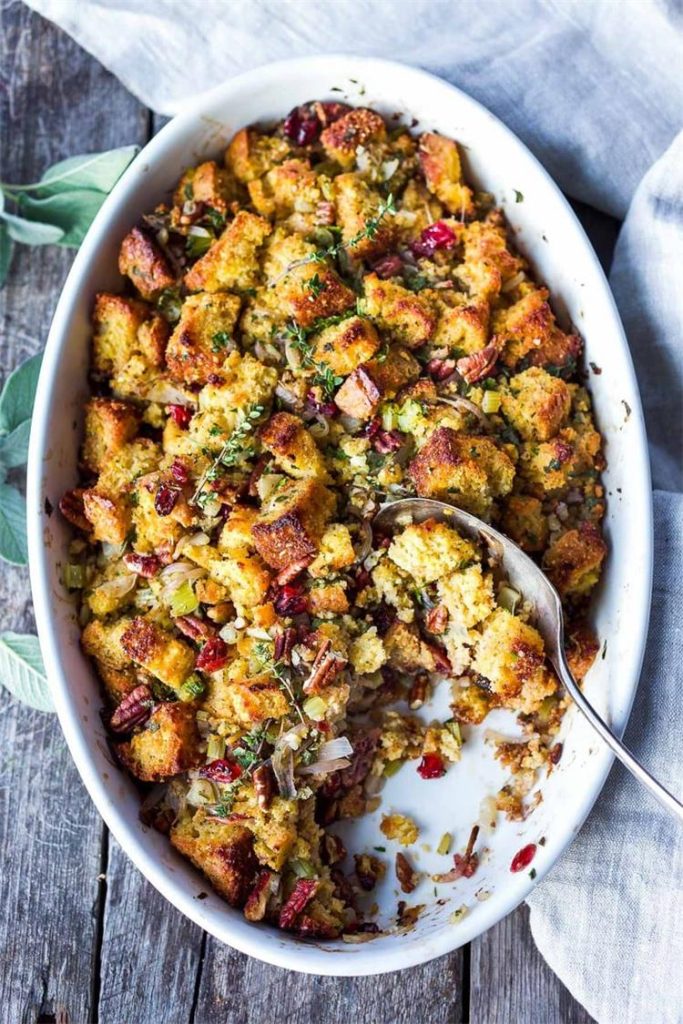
[556,653,683,823]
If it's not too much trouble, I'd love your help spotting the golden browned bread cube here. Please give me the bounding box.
[363,273,436,348]
[501,367,572,442]
[118,226,175,301]
[308,523,356,578]
[311,315,380,377]
[408,427,515,516]
[418,133,474,217]
[184,211,271,293]
[82,616,134,671]
[92,292,150,375]
[564,619,600,681]
[130,473,186,556]
[81,489,130,546]
[500,495,549,553]
[320,108,387,168]
[173,160,239,220]
[384,621,437,674]
[388,519,477,585]
[259,411,329,481]
[543,523,607,598]
[451,681,496,725]
[518,425,601,498]
[82,398,140,473]
[136,312,169,369]
[473,608,548,703]
[171,811,258,906]
[251,478,336,570]
[432,299,489,355]
[120,617,195,690]
[334,174,397,258]
[266,244,356,330]
[98,665,140,704]
[116,702,202,782]
[459,216,524,300]
[308,582,350,615]
[225,127,291,183]
[333,345,420,420]
[165,291,241,385]
[495,288,582,372]
[247,158,322,221]
[203,667,289,726]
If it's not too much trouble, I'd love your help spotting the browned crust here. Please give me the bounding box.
[118,226,175,300]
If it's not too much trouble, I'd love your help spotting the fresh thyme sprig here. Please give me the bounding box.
[190,404,264,507]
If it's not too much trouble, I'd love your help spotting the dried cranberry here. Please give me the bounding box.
[170,459,189,484]
[283,105,321,146]
[417,753,446,779]
[154,484,180,517]
[372,429,404,454]
[123,552,161,578]
[316,100,351,125]
[168,404,192,429]
[510,843,537,873]
[411,220,457,258]
[306,390,338,417]
[372,601,396,636]
[372,252,403,279]
[196,636,229,672]
[274,583,309,616]
[200,758,242,784]
[364,417,382,439]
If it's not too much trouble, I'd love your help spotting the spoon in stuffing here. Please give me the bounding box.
[373,497,683,823]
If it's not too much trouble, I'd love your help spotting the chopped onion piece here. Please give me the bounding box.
[91,573,137,602]
[436,395,494,433]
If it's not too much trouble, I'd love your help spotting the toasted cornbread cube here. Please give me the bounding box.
[451,680,496,725]
[311,316,380,377]
[196,352,277,427]
[98,665,139,704]
[247,158,322,220]
[388,519,477,585]
[96,439,161,498]
[171,811,257,906]
[205,552,271,612]
[173,160,239,220]
[308,523,356,578]
[432,299,489,355]
[459,216,523,300]
[495,288,582,372]
[118,226,175,301]
[251,478,336,570]
[334,345,420,420]
[543,523,606,598]
[242,794,300,872]
[501,367,571,442]
[120,617,195,690]
[500,495,549,553]
[418,133,474,217]
[349,626,386,675]
[408,427,515,516]
[92,293,150,375]
[370,558,415,623]
[320,108,387,169]
[565,619,600,681]
[518,425,601,498]
[204,665,289,725]
[82,488,130,545]
[82,398,140,473]
[165,292,241,385]
[259,412,329,482]
[334,174,396,258]
[380,812,419,846]
[131,474,185,555]
[225,127,291,183]
[309,582,349,615]
[363,273,436,348]
[136,312,169,368]
[384,621,437,674]
[264,233,356,329]
[473,609,547,702]
[184,211,271,293]
[218,506,260,555]
[437,564,495,628]
[82,616,134,670]
[116,702,202,782]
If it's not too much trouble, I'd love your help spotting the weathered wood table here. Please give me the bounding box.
[0,5,619,1020]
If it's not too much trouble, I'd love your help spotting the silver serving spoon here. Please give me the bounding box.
[373,497,683,823]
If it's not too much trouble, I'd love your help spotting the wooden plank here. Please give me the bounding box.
[0,4,147,1021]
[470,904,593,1024]
[194,944,464,1024]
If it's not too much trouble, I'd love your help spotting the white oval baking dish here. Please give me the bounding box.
[27,55,652,976]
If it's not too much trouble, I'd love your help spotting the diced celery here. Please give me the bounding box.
[179,673,205,702]
[303,695,327,721]
[437,832,452,856]
[170,579,199,617]
[64,563,86,589]
[397,399,423,433]
[186,778,216,807]
[444,719,462,746]
[206,734,226,760]
[290,858,316,878]
[381,402,399,431]
[481,390,501,414]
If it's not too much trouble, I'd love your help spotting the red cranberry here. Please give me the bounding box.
[274,583,309,616]
[154,484,180,516]
[417,753,446,779]
[168,404,192,429]
[316,100,352,125]
[372,429,404,454]
[372,252,403,279]
[283,105,321,146]
[306,390,338,418]
[123,552,161,578]
[200,758,242,784]
[364,417,382,439]
[196,637,229,672]
[510,843,537,872]
[411,220,457,258]
[170,459,189,484]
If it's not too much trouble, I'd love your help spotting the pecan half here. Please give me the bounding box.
[395,852,418,894]
[426,357,456,381]
[425,604,448,636]
[59,489,90,531]
[109,684,153,734]
[273,627,298,663]
[275,556,314,588]
[244,869,277,923]
[123,552,161,578]
[456,340,501,384]
[253,763,275,811]
[278,878,319,930]
[303,639,346,694]
[315,200,336,226]
[174,614,216,641]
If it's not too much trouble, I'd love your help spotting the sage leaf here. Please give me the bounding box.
[0,632,53,712]
[35,145,139,197]
[0,223,12,288]
[19,190,106,248]
[0,210,64,246]
[0,419,31,468]
[0,483,27,564]
[0,352,43,433]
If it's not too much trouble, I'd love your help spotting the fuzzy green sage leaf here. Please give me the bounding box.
[0,210,64,246]
[0,632,53,712]
[0,419,31,469]
[0,352,42,433]
[0,483,27,564]
[19,190,106,248]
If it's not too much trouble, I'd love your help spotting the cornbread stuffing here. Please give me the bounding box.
[60,99,606,939]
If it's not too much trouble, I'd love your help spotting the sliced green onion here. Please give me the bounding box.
[481,390,501,414]
[437,832,452,856]
[303,695,327,721]
[179,673,205,702]
[170,579,199,617]
[64,563,87,589]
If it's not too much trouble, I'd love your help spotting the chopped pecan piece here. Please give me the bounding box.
[395,852,418,894]
[303,639,346,694]
[174,614,216,641]
[275,556,314,588]
[456,340,501,384]
[59,489,91,532]
[253,763,275,810]
[244,869,277,922]
[109,684,154,734]
[278,878,319,930]
[425,604,448,636]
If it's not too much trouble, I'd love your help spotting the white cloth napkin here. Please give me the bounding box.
[24,0,683,1020]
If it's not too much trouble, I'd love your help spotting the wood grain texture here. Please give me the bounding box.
[0,7,613,1021]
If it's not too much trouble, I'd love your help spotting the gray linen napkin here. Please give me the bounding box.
[22,1,683,1019]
